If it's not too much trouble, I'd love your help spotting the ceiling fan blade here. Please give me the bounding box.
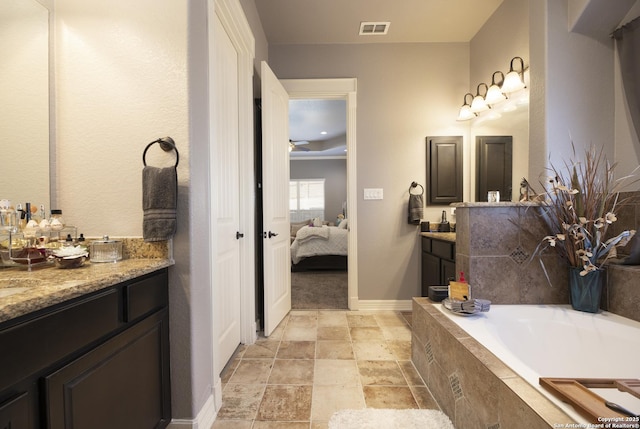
[290,139,309,145]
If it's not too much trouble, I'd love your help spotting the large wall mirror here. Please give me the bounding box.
[0,0,51,211]
[470,95,529,202]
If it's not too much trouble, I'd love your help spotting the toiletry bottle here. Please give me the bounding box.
[459,272,466,283]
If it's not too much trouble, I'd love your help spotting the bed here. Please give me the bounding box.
[290,223,348,271]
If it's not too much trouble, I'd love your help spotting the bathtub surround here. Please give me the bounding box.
[453,202,640,321]
[453,203,569,304]
[412,299,575,428]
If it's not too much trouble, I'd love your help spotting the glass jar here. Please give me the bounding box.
[49,209,65,231]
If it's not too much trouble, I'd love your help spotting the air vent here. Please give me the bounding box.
[359,21,390,36]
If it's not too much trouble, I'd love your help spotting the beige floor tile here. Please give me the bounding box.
[227,360,273,384]
[311,421,329,429]
[211,419,253,429]
[257,385,312,421]
[316,340,354,360]
[268,359,314,385]
[283,325,318,341]
[352,341,395,360]
[380,325,412,341]
[410,385,440,409]
[288,313,318,328]
[363,386,419,409]
[253,421,310,429]
[349,326,385,341]
[317,311,348,327]
[314,359,361,386]
[398,360,426,386]
[216,384,265,420]
[317,326,350,340]
[311,384,365,421]
[220,357,240,384]
[243,340,280,359]
[276,341,316,359]
[346,314,379,327]
[374,312,409,326]
[387,340,412,360]
[357,360,407,385]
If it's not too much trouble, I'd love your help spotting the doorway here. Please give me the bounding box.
[289,98,348,309]
[282,78,359,311]
[255,78,359,331]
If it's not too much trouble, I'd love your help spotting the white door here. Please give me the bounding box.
[261,61,291,336]
[212,12,242,369]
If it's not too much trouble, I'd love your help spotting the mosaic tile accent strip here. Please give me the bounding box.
[509,245,529,265]
[449,373,463,400]
[425,341,434,364]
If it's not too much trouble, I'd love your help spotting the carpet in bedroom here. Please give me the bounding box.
[291,270,348,309]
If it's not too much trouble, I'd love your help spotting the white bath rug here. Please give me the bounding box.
[328,408,455,429]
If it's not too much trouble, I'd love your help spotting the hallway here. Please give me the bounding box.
[211,309,440,428]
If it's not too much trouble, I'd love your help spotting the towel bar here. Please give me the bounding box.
[143,137,179,168]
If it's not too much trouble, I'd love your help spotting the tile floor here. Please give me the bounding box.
[211,310,440,429]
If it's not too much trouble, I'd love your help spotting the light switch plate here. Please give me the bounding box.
[364,188,383,200]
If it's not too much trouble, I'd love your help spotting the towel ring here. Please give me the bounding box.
[409,181,424,195]
[143,136,179,168]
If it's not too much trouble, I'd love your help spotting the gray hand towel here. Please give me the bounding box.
[143,166,177,242]
[408,194,423,225]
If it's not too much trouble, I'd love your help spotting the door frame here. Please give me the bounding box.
[281,78,359,309]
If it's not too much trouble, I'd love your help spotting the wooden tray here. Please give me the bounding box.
[540,378,640,423]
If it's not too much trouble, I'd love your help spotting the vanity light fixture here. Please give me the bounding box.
[485,71,507,105]
[456,93,476,121]
[470,83,490,113]
[502,57,526,93]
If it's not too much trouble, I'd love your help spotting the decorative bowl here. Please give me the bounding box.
[53,255,87,269]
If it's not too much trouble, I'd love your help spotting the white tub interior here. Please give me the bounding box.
[435,304,640,423]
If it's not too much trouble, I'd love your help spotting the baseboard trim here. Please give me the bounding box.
[356,300,413,311]
[168,394,217,429]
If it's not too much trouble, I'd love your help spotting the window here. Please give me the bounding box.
[290,179,325,222]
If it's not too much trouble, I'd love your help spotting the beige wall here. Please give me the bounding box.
[54,0,212,420]
[269,43,469,300]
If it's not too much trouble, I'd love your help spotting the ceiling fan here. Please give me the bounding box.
[289,139,310,152]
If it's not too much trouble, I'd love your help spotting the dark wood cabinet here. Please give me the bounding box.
[421,237,456,295]
[426,136,463,205]
[476,136,513,202]
[0,269,171,429]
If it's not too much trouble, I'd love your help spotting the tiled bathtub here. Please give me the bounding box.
[412,298,574,429]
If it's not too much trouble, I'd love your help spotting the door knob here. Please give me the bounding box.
[268,231,278,238]
[236,231,244,239]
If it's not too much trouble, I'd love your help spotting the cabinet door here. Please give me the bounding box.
[0,392,31,429]
[426,136,463,205]
[45,310,171,429]
[441,259,457,285]
[476,136,513,202]
[422,252,442,294]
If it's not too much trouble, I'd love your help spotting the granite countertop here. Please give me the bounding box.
[0,258,173,324]
[420,232,456,243]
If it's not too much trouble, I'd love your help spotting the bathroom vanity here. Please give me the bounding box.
[420,232,456,295]
[0,259,172,429]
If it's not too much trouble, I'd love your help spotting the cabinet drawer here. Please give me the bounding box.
[124,271,168,322]
[0,289,119,389]
[431,240,454,260]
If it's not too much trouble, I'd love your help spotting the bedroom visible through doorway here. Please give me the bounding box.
[289,98,348,309]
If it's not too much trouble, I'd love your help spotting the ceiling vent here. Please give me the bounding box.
[359,21,390,36]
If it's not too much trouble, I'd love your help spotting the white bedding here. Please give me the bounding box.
[290,225,348,264]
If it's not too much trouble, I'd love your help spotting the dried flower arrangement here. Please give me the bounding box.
[533,144,638,277]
